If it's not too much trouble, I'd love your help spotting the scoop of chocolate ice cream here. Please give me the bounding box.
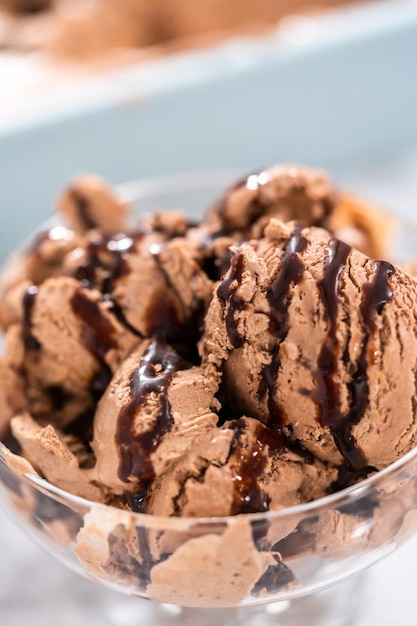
[58,175,128,234]
[0,163,408,527]
[109,233,213,352]
[200,217,417,474]
[206,165,389,259]
[13,276,139,427]
[92,338,219,498]
[146,416,336,517]
[207,165,336,234]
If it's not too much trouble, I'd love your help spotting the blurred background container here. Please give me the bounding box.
[1,0,417,261]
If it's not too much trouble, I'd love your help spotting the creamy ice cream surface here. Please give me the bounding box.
[1,164,416,605]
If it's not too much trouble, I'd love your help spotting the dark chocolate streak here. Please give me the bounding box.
[70,290,118,399]
[69,188,96,230]
[264,226,307,432]
[70,291,118,361]
[116,339,187,485]
[252,559,295,596]
[316,242,394,470]
[315,239,352,452]
[22,285,40,350]
[337,261,394,469]
[75,233,138,292]
[229,420,287,515]
[146,248,205,363]
[216,252,245,348]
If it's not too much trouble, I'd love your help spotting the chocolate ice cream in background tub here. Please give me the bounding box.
[1,166,417,625]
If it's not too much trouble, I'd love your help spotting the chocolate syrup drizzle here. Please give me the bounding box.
[229,420,287,515]
[314,238,352,455]
[216,252,245,348]
[338,261,394,468]
[264,226,308,432]
[70,291,118,362]
[316,242,394,471]
[116,339,188,485]
[252,559,295,595]
[69,188,96,230]
[146,246,206,362]
[70,290,118,400]
[75,233,138,293]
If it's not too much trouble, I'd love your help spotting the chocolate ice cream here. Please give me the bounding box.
[0,164,415,607]
[200,216,417,477]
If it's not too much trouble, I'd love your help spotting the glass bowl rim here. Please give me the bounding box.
[1,439,417,529]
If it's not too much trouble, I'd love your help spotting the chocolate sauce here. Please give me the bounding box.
[70,290,118,405]
[263,226,307,431]
[331,464,376,493]
[15,1,52,16]
[229,420,286,515]
[69,188,96,230]
[125,489,149,513]
[116,339,188,484]
[314,239,351,435]
[362,261,394,330]
[22,285,40,350]
[70,290,118,361]
[75,233,137,292]
[334,261,394,469]
[268,227,307,339]
[107,525,148,587]
[146,247,206,362]
[273,517,318,558]
[252,559,295,595]
[46,384,72,411]
[143,289,182,340]
[216,252,245,348]
[315,244,394,471]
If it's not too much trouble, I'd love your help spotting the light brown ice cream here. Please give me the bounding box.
[1,163,415,607]
[200,216,417,477]
[92,338,219,498]
[146,416,336,517]
[58,175,129,234]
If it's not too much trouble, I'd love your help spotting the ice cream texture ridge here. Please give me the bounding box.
[1,164,417,606]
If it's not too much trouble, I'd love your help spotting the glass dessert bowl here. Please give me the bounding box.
[1,170,417,626]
